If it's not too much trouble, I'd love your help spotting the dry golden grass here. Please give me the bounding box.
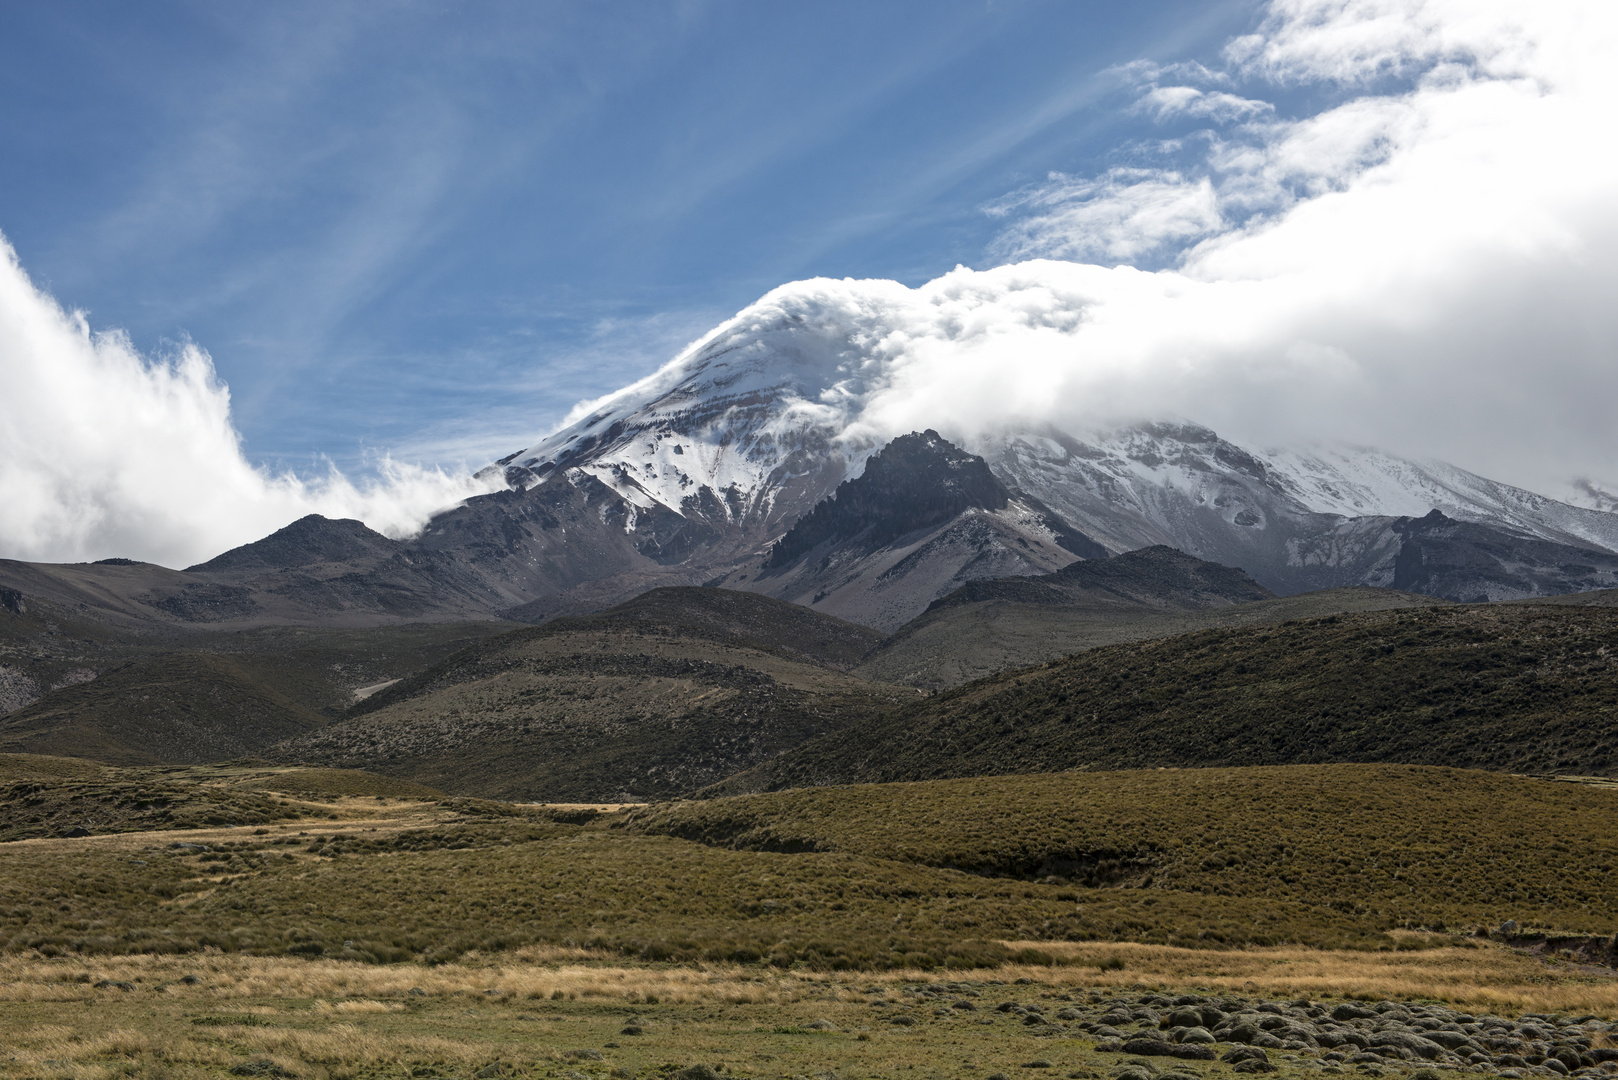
[1002,938,1618,1015]
[0,951,823,1006]
[4,937,1617,1015]
[3,943,1616,1080]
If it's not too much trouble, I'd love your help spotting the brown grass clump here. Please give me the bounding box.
[0,951,830,1008]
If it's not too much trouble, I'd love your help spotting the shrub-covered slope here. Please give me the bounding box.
[0,622,513,766]
[717,603,1618,791]
[593,586,886,670]
[859,585,1447,689]
[0,755,438,841]
[273,610,909,802]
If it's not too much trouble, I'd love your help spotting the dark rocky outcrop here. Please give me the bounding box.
[765,431,1016,567]
[1389,509,1618,602]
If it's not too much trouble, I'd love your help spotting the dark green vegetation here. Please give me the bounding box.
[0,756,438,842]
[632,765,1618,936]
[724,602,1618,792]
[276,592,908,802]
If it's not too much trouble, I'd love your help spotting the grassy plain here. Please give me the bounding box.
[5,758,1618,1080]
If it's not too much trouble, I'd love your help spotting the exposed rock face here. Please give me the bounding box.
[1382,509,1618,601]
[4,412,1618,632]
[766,431,1015,566]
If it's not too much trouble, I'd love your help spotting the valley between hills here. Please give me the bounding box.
[2,436,1618,1080]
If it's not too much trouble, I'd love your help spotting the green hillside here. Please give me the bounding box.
[0,618,514,764]
[718,603,1618,792]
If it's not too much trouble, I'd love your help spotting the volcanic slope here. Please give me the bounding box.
[591,586,885,670]
[271,588,907,802]
[0,617,514,765]
[859,544,1349,688]
[712,600,1618,793]
[719,430,1108,632]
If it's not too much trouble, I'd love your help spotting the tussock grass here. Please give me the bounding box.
[6,945,1618,1014]
[0,952,817,1005]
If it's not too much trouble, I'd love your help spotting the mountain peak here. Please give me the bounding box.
[763,431,1011,568]
[187,515,396,574]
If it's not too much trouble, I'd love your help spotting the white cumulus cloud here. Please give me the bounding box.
[632,0,1618,499]
[0,238,498,567]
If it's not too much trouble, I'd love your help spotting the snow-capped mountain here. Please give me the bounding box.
[483,287,903,540]
[980,424,1618,595]
[473,277,1618,618]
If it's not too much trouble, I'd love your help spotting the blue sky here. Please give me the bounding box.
[0,0,1261,475]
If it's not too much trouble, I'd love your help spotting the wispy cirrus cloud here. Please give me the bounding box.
[987,169,1225,264]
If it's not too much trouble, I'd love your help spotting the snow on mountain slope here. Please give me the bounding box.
[1260,447,1618,554]
[485,278,917,533]
[977,425,1618,563]
[483,275,1618,594]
